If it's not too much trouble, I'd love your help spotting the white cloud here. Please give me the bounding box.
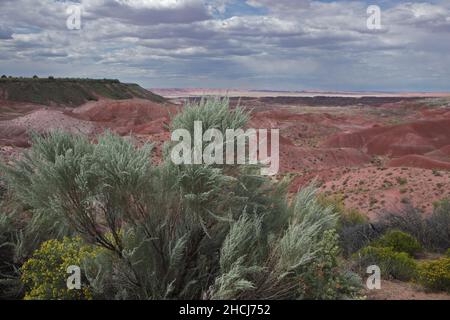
[246,0,310,11]
[0,0,449,91]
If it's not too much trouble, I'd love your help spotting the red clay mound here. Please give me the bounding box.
[0,124,29,147]
[0,100,46,121]
[0,108,99,147]
[323,119,450,157]
[420,107,450,120]
[72,99,179,135]
[425,145,450,162]
[73,99,179,124]
[11,109,97,134]
[388,155,450,170]
[437,145,450,155]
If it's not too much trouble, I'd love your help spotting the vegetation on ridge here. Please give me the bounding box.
[0,77,165,107]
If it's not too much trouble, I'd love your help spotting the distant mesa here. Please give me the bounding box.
[0,77,165,107]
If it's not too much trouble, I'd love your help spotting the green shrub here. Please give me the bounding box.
[417,258,450,293]
[446,248,450,258]
[317,194,368,229]
[318,194,373,257]
[300,230,362,299]
[20,237,101,300]
[356,246,417,281]
[379,204,450,252]
[0,205,23,299]
[373,230,422,257]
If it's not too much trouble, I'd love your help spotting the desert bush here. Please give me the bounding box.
[20,237,101,300]
[380,204,450,252]
[3,98,361,300]
[0,204,23,299]
[417,258,450,293]
[299,230,362,299]
[318,194,376,257]
[0,177,6,200]
[205,187,360,300]
[373,230,422,257]
[355,246,417,281]
[170,97,249,137]
[427,200,450,251]
[339,223,379,258]
[318,194,368,229]
[0,188,69,299]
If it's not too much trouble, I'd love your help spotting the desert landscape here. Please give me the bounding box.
[4,87,450,219]
[0,78,449,301]
[1,0,450,306]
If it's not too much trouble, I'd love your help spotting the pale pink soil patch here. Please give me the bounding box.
[366,280,450,300]
[318,167,450,219]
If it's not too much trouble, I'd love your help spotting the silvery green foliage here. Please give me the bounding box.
[170,97,249,137]
[0,206,22,299]
[207,186,342,300]
[2,98,360,300]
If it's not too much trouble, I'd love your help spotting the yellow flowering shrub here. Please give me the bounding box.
[20,237,101,300]
[417,258,450,293]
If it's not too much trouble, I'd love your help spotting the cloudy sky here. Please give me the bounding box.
[0,0,449,91]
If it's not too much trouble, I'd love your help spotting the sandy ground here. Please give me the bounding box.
[366,280,450,300]
[7,109,97,135]
[318,167,450,218]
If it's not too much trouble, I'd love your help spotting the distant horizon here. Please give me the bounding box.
[150,87,450,94]
[149,87,450,96]
[2,75,449,95]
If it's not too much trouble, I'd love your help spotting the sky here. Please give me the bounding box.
[0,0,449,92]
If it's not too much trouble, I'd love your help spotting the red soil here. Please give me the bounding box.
[0,108,99,147]
[279,145,370,172]
[70,98,180,136]
[323,119,450,158]
[366,279,450,300]
[425,145,450,162]
[1,95,450,220]
[0,99,179,149]
[388,155,450,170]
[420,108,450,120]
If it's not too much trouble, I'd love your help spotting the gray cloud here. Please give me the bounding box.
[84,0,211,25]
[0,25,13,39]
[0,0,449,91]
